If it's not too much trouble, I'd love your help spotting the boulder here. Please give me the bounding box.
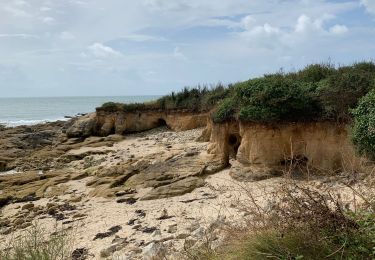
[142,242,166,260]
[66,113,96,138]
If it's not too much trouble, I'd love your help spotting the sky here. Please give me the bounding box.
[0,0,375,97]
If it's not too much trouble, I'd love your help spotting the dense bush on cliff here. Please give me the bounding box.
[99,83,230,113]
[213,61,375,123]
[98,62,375,122]
[318,66,375,121]
[238,77,320,122]
[352,89,375,160]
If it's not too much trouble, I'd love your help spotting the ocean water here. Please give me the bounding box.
[0,96,160,127]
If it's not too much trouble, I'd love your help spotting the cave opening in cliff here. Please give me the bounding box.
[228,133,241,159]
[157,118,168,128]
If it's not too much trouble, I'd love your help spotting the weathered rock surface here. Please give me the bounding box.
[66,113,96,138]
[141,177,205,200]
[95,109,208,136]
[207,121,364,178]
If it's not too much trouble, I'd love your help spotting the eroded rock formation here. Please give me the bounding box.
[66,110,208,138]
[206,121,363,180]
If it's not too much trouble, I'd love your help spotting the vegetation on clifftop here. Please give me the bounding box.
[98,61,375,124]
[213,62,375,123]
[98,83,230,113]
[98,61,375,159]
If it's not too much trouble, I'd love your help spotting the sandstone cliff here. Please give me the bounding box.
[206,121,363,180]
[66,109,364,180]
[66,110,208,138]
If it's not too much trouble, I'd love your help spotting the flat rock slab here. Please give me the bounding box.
[140,177,205,200]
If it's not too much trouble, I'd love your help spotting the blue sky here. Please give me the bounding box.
[0,0,374,97]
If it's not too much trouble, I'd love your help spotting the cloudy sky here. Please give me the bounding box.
[0,0,374,97]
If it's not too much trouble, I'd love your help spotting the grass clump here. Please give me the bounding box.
[0,222,74,260]
[188,185,375,260]
[98,83,230,113]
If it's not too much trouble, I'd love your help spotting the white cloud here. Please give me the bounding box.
[241,15,256,30]
[87,43,122,58]
[0,34,38,39]
[361,0,375,14]
[40,6,52,12]
[173,47,187,60]
[3,5,31,17]
[42,16,55,24]
[59,31,75,40]
[121,34,166,42]
[295,14,334,33]
[329,24,348,34]
[239,22,282,49]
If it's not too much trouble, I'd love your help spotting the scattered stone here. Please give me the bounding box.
[69,196,82,203]
[187,222,200,232]
[127,219,136,226]
[142,242,166,260]
[19,222,32,229]
[115,188,136,197]
[93,225,122,240]
[132,224,142,230]
[135,209,146,218]
[152,229,162,238]
[53,213,66,221]
[167,224,177,234]
[175,233,190,239]
[192,227,205,238]
[116,197,137,205]
[105,134,124,142]
[21,203,35,211]
[142,226,157,234]
[156,209,173,220]
[71,248,89,260]
[0,227,13,235]
[73,213,87,219]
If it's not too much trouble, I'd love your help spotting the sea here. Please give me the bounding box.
[0,96,160,127]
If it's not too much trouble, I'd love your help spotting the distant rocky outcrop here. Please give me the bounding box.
[65,109,208,138]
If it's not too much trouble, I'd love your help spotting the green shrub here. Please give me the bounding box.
[235,77,320,122]
[351,89,375,160]
[289,63,336,83]
[212,98,236,123]
[352,61,375,73]
[318,68,375,121]
[99,102,123,112]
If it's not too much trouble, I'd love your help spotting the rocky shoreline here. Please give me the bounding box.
[0,117,371,259]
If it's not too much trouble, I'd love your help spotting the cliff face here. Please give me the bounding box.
[95,110,208,135]
[67,110,363,178]
[66,110,208,138]
[206,121,362,178]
